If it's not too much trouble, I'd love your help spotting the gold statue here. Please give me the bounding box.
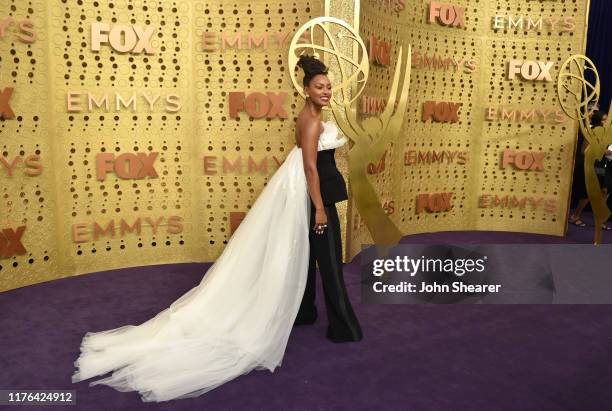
[289,16,412,245]
[558,55,612,244]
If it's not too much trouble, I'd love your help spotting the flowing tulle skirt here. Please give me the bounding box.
[72,146,310,402]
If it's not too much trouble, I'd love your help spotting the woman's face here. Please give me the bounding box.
[305,74,332,107]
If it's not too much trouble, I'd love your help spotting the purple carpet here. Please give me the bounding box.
[1,215,612,410]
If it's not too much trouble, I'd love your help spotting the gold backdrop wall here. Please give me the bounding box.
[346,0,590,259]
[0,0,326,292]
[0,0,591,292]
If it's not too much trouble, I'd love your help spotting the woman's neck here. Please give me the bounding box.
[306,98,322,117]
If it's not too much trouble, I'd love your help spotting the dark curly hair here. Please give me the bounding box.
[296,54,328,87]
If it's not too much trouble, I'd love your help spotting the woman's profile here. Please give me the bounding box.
[71,54,361,402]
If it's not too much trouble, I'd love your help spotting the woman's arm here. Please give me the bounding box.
[300,119,324,211]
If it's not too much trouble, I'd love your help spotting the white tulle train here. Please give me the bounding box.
[72,146,310,402]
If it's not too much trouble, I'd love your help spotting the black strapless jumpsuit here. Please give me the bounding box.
[295,148,363,342]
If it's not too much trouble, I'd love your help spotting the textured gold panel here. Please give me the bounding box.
[347,0,589,260]
[47,1,196,279]
[0,0,324,292]
[0,0,63,289]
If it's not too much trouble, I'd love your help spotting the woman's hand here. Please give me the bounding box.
[313,208,328,235]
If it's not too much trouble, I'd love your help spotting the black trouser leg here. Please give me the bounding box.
[295,246,318,325]
[311,204,363,342]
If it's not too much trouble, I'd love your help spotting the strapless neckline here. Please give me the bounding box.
[296,121,334,149]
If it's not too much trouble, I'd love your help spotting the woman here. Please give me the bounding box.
[293,57,363,343]
[71,55,356,402]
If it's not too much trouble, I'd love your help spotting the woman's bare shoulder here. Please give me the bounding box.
[296,113,322,135]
